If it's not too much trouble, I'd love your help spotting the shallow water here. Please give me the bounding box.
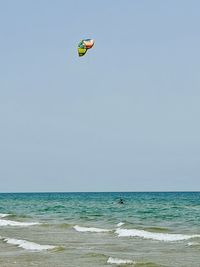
[0,192,199,266]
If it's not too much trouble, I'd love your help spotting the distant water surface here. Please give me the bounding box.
[0,192,200,266]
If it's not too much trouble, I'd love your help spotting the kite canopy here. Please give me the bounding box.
[78,39,94,57]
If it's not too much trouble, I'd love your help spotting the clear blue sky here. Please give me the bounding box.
[0,0,199,192]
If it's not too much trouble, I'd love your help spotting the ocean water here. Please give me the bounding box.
[0,192,200,267]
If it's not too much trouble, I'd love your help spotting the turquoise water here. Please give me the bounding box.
[0,192,200,266]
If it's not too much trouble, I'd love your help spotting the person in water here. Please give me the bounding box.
[119,198,124,204]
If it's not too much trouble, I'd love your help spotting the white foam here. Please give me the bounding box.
[107,257,134,265]
[0,213,10,218]
[1,237,56,251]
[117,222,124,227]
[115,228,200,242]
[73,225,110,233]
[0,219,40,227]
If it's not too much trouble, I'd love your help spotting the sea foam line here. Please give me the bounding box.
[73,225,111,233]
[115,228,200,242]
[117,222,124,227]
[0,213,10,218]
[0,219,40,227]
[0,236,56,251]
[107,257,135,265]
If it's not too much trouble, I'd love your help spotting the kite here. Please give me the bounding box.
[78,39,95,57]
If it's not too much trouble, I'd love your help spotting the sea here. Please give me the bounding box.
[0,192,200,267]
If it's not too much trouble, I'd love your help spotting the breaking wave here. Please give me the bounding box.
[115,228,200,242]
[73,225,111,233]
[0,236,56,251]
[107,257,134,265]
[0,213,10,218]
[117,222,124,227]
[0,219,40,227]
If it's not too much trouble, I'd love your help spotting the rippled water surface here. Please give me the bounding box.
[0,192,200,266]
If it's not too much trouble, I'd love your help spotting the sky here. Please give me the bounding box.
[0,0,200,192]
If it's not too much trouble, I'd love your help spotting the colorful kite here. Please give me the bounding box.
[78,39,95,57]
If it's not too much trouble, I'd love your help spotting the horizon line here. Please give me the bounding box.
[0,191,200,194]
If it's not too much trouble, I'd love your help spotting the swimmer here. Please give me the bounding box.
[119,198,124,204]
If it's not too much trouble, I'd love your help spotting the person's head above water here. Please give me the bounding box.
[119,198,124,204]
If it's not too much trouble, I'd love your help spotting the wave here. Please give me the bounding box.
[0,219,40,227]
[107,257,134,265]
[38,205,66,212]
[187,242,200,247]
[117,222,124,227]
[0,236,56,251]
[108,257,165,267]
[73,225,111,233]
[58,223,71,229]
[115,228,200,242]
[143,227,169,233]
[0,213,10,218]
